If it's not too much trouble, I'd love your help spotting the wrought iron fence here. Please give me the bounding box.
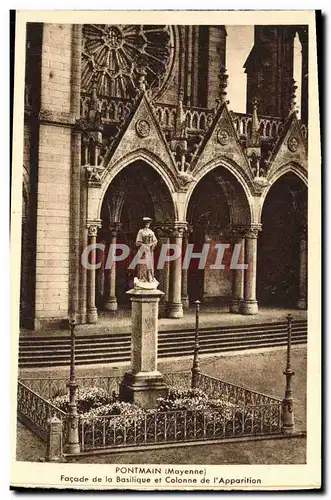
[196,372,282,406]
[17,381,67,441]
[18,372,284,453]
[19,376,122,401]
[79,403,282,451]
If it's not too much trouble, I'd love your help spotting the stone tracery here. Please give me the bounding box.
[81,25,174,98]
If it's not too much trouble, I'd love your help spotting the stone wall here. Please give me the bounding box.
[34,24,73,328]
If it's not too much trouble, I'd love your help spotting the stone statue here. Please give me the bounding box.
[133,217,159,290]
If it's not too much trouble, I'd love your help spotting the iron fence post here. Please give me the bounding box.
[191,300,201,389]
[282,313,295,434]
[66,318,80,453]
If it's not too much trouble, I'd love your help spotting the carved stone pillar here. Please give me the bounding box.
[297,224,307,309]
[86,223,101,323]
[242,225,261,315]
[96,232,106,306]
[167,223,186,319]
[181,228,190,310]
[104,223,120,312]
[78,176,88,324]
[230,228,245,313]
[155,225,170,317]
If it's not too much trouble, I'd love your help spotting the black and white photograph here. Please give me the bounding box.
[10,9,321,491]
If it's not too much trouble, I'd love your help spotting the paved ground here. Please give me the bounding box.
[20,306,307,337]
[16,345,307,464]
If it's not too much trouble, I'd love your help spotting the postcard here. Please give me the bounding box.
[10,9,321,491]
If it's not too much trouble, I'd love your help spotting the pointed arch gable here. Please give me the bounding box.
[101,93,179,184]
[266,112,308,183]
[97,149,178,221]
[191,103,254,187]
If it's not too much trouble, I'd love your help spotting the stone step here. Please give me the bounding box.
[19,319,307,368]
[19,319,307,344]
[19,330,306,359]
[18,337,307,368]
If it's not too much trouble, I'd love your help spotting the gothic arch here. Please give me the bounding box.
[185,158,254,225]
[98,149,179,221]
[259,161,308,222]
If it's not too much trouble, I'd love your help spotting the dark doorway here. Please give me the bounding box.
[257,172,307,307]
[99,160,175,309]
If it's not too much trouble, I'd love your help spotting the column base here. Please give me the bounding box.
[104,297,118,311]
[167,302,184,319]
[297,298,307,310]
[182,296,189,310]
[242,300,258,315]
[77,312,87,324]
[230,298,243,313]
[87,307,98,324]
[120,371,168,409]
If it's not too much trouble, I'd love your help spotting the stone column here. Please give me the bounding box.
[167,223,186,319]
[86,223,101,323]
[230,228,245,313]
[120,288,168,409]
[96,232,106,306]
[181,228,190,310]
[242,225,261,315]
[68,24,82,324]
[78,176,88,324]
[104,224,119,312]
[155,225,170,317]
[297,224,307,309]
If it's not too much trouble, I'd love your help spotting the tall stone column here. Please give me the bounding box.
[242,225,261,315]
[78,176,88,324]
[104,224,119,311]
[167,223,186,319]
[181,228,190,310]
[297,224,307,309]
[230,228,245,313]
[120,288,168,409]
[155,225,170,317]
[86,223,101,323]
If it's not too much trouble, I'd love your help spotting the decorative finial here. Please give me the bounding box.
[250,98,260,147]
[218,65,228,105]
[289,79,298,115]
[175,90,185,137]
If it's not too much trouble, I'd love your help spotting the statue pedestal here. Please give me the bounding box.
[119,288,168,409]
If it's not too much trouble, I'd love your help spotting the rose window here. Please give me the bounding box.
[81,24,174,99]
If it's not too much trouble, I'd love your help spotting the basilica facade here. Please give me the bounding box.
[20,23,308,329]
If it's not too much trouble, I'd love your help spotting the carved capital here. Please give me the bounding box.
[237,224,262,239]
[83,164,105,187]
[170,222,188,238]
[230,226,246,241]
[87,221,102,237]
